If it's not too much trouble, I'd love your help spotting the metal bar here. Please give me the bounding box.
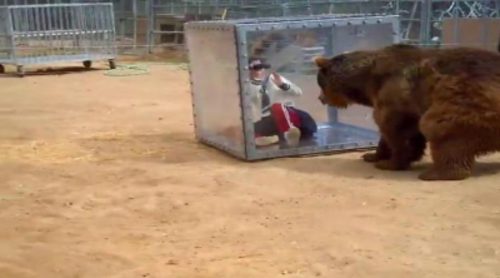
[152,30,185,34]
[132,0,137,50]
[419,0,432,46]
[64,5,72,55]
[41,5,47,59]
[147,0,153,53]
[6,7,14,63]
[109,3,117,56]
[90,4,96,57]
[57,5,63,56]
[453,3,460,45]
[47,5,53,57]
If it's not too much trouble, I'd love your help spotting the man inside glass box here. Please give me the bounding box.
[247,57,317,147]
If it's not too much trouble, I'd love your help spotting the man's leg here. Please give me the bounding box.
[289,107,317,138]
[254,116,279,146]
[270,103,302,147]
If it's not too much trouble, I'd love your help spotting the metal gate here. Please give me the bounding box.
[0,3,117,76]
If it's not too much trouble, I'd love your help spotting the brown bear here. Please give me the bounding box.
[315,44,500,180]
[315,44,436,171]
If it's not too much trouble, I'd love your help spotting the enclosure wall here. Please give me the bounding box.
[441,18,500,51]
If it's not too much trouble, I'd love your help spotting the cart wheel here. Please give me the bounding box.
[109,59,116,69]
[83,60,92,69]
[0,64,4,74]
[16,65,24,77]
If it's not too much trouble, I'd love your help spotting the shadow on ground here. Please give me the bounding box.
[77,131,500,181]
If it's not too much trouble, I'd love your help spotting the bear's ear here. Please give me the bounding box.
[420,58,438,75]
[420,58,434,69]
[367,57,384,76]
[314,56,330,69]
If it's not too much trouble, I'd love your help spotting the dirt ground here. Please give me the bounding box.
[1,59,500,278]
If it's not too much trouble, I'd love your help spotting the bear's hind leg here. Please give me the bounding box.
[419,139,475,181]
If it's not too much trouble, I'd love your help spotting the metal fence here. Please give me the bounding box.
[1,0,498,55]
[146,0,500,52]
[394,0,499,45]
[146,0,394,51]
[0,3,116,75]
[0,0,144,53]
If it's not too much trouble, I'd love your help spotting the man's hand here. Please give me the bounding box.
[271,72,290,91]
[271,72,284,86]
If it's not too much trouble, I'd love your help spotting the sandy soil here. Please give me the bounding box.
[1,60,500,278]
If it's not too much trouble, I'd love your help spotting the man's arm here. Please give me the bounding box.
[271,73,303,96]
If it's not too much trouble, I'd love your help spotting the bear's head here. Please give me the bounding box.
[314,51,376,108]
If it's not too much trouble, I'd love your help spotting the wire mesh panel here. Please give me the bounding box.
[185,14,400,161]
[0,3,116,75]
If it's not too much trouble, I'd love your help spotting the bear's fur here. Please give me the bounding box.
[315,44,500,180]
[407,48,500,180]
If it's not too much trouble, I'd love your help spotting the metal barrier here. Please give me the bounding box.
[0,3,117,76]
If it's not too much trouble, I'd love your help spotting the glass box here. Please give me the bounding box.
[185,14,400,160]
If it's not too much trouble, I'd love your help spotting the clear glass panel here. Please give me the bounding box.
[243,21,395,156]
[332,23,395,131]
[186,26,245,158]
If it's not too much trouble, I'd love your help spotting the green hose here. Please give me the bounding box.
[104,62,188,76]
[104,64,150,76]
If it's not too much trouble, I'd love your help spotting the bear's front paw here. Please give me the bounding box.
[362,152,380,163]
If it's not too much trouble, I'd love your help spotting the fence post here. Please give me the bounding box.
[147,0,153,53]
[132,0,137,50]
[419,0,432,46]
